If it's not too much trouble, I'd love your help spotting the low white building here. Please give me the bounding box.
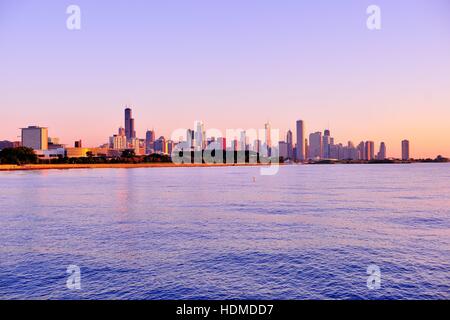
[34,148,65,160]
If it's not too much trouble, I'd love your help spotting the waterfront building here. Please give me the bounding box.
[154,136,167,154]
[65,147,91,158]
[194,121,205,151]
[377,142,387,160]
[286,130,293,160]
[364,141,375,160]
[186,129,194,150]
[264,122,271,148]
[124,107,136,140]
[357,141,365,160]
[48,137,60,145]
[110,134,127,150]
[296,120,305,161]
[167,140,175,155]
[278,141,288,160]
[309,132,323,159]
[254,139,261,153]
[0,141,14,150]
[146,129,155,154]
[21,126,48,150]
[240,130,247,152]
[217,137,227,151]
[74,140,82,148]
[322,129,331,159]
[402,140,410,160]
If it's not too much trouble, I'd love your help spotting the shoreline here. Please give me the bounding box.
[0,161,448,171]
[0,163,271,171]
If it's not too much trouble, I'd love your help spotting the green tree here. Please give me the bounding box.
[121,149,136,158]
[0,147,38,165]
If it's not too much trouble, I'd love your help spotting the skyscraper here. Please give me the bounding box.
[357,141,365,160]
[124,107,136,140]
[254,139,261,153]
[187,129,194,150]
[154,136,166,154]
[264,122,271,148]
[240,130,247,151]
[377,142,387,160]
[146,129,155,154]
[309,132,323,159]
[286,130,293,159]
[296,120,305,161]
[217,137,227,151]
[364,141,375,160]
[231,139,239,152]
[304,138,309,159]
[110,134,127,150]
[167,140,175,155]
[194,121,205,151]
[402,140,410,160]
[278,141,288,160]
[21,126,48,150]
[322,129,331,159]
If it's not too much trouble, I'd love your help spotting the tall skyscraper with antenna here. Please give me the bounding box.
[125,107,136,140]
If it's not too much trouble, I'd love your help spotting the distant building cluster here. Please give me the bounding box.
[280,120,410,162]
[108,108,275,158]
[0,126,108,160]
[277,120,409,162]
[0,107,412,162]
[108,107,175,156]
[280,124,394,162]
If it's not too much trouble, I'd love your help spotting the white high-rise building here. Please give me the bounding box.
[194,121,205,151]
[296,120,305,161]
[309,132,323,159]
[240,130,247,151]
[110,134,127,150]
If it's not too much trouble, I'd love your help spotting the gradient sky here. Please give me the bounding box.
[1,0,449,158]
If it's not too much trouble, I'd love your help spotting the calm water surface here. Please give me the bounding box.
[0,164,449,299]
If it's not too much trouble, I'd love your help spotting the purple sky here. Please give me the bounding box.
[1,0,450,157]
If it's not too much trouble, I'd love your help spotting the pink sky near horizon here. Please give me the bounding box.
[1,0,450,158]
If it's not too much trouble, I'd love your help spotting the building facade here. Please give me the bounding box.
[21,126,48,150]
[296,120,305,161]
[402,140,410,160]
[308,131,323,159]
[124,107,136,140]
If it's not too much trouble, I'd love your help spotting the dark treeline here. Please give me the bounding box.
[0,148,171,165]
[0,147,282,165]
[0,147,38,165]
[1,147,447,166]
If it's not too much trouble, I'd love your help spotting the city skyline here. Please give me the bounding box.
[4,107,428,163]
[1,1,450,158]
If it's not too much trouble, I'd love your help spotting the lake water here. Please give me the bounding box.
[0,164,449,299]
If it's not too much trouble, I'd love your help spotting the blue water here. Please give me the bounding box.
[0,164,449,300]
